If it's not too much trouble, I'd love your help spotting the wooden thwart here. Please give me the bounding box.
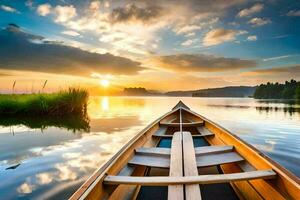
[104,170,276,186]
[160,121,204,127]
[128,154,169,168]
[195,145,233,155]
[152,132,214,138]
[153,126,168,137]
[135,145,233,156]
[196,152,244,167]
[197,126,213,135]
[129,147,241,168]
[135,147,170,156]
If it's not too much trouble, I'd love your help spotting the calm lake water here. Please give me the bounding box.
[0,97,300,199]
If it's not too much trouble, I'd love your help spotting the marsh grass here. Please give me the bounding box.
[0,88,89,117]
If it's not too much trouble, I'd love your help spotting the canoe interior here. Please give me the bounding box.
[70,103,300,200]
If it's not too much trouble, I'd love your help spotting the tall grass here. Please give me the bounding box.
[0,88,88,117]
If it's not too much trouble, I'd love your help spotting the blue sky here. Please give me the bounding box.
[0,0,300,91]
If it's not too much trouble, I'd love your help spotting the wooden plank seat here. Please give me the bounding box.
[128,153,170,168]
[130,146,241,168]
[135,147,171,156]
[153,126,168,137]
[104,170,276,186]
[135,145,233,156]
[152,134,175,138]
[152,132,214,138]
[196,152,244,167]
[160,121,204,127]
[197,126,213,135]
[195,145,233,155]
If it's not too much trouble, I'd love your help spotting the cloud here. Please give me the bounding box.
[50,2,162,56]
[237,30,248,35]
[181,39,197,46]
[0,72,12,77]
[173,17,219,37]
[150,54,256,72]
[0,24,144,76]
[36,4,52,16]
[54,5,77,23]
[248,17,271,27]
[237,3,263,17]
[262,55,292,62]
[203,28,238,46]
[242,66,300,77]
[247,35,257,41]
[62,30,80,37]
[109,4,163,24]
[44,0,246,56]
[37,4,77,22]
[287,10,300,17]
[174,25,202,35]
[89,1,101,12]
[1,5,20,13]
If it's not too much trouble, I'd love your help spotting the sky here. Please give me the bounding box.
[0,0,300,94]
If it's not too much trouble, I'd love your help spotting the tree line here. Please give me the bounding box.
[254,79,300,100]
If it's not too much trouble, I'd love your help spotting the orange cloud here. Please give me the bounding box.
[149,54,256,73]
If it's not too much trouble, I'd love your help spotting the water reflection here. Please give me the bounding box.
[205,104,300,116]
[257,99,299,105]
[0,96,299,200]
[5,164,21,170]
[255,106,300,115]
[101,96,109,111]
[90,116,141,133]
[0,115,90,133]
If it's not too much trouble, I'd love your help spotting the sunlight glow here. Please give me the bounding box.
[100,79,110,87]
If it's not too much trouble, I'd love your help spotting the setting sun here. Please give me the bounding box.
[100,79,110,87]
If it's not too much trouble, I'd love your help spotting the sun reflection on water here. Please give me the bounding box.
[101,96,109,111]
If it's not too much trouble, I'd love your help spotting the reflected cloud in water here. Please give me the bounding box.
[17,181,35,194]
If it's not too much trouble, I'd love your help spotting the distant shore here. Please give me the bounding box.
[254,80,300,100]
[122,86,256,98]
[120,80,300,100]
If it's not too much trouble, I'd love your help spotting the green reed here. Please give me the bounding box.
[0,88,88,117]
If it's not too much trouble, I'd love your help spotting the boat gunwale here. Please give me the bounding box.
[69,108,179,200]
[182,107,300,185]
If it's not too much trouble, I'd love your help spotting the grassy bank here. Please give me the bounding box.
[0,88,88,117]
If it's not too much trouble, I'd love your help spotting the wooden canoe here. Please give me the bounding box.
[70,101,300,200]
